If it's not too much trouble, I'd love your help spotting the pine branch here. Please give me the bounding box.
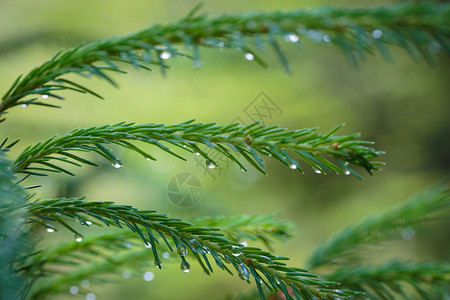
[0,152,32,299]
[29,245,153,298]
[28,197,355,300]
[327,260,450,299]
[307,184,450,269]
[11,120,383,179]
[1,2,448,115]
[189,212,294,250]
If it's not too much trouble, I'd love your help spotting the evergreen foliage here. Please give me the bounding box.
[0,2,449,299]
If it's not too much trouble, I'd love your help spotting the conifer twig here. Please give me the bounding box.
[1,2,448,115]
[29,197,352,300]
[308,184,449,269]
[12,120,383,180]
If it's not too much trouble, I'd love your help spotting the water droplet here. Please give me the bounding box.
[111,161,122,169]
[74,234,83,242]
[85,220,92,226]
[231,245,242,256]
[145,243,152,249]
[238,263,250,281]
[154,259,162,269]
[21,104,28,108]
[428,42,441,54]
[313,169,322,174]
[143,271,154,281]
[372,29,382,39]
[206,159,216,169]
[145,157,152,161]
[45,224,55,233]
[245,53,254,61]
[86,293,96,300]
[180,260,190,273]
[41,94,49,99]
[288,33,299,43]
[194,60,203,68]
[307,29,322,41]
[218,42,225,48]
[69,286,79,295]
[122,270,131,278]
[177,243,188,256]
[344,170,351,175]
[401,227,415,240]
[240,241,248,247]
[323,35,331,43]
[162,251,170,259]
[160,52,171,60]
[194,152,200,156]
[290,164,297,170]
[81,280,90,289]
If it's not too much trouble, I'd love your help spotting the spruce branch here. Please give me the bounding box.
[0,152,33,299]
[308,184,450,269]
[1,2,448,115]
[29,245,154,299]
[189,212,294,250]
[11,120,383,179]
[327,260,450,299]
[28,197,355,300]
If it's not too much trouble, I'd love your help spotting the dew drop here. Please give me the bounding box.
[372,29,382,39]
[162,251,170,259]
[206,159,216,169]
[289,164,297,170]
[177,243,188,256]
[194,152,200,156]
[145,243,152,249]
[145,158,152,161]
[86,293,96,300]
[240,241,248,247]
[180,260,190,273]
[69,286,79,295]
[238,263,250,281]
[231,245,242,257]
[143,271,155,281]
[344,170,351,176]
[45,224,55,233]
[85,220,92,226]
[428,42,441,54]
[154,259,162,269]
[288,33,299,43]
[245,53,254,61]
[111,161,122,169]
[160,52,171,60]
[81,280,90,289]
[41,94,49,99]
[74,233,83,242]
[218,42,225,48]
[323,35,331,43]
[21,104,28,108]
[313,169,322,174]
[401,227,415,240]
[122,270,131,278]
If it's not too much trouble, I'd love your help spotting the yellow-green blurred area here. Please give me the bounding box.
[1,0,449,299]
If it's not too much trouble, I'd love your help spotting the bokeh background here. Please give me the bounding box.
[1,0,449,299]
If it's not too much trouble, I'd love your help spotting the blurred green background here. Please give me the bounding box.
[1,0,449,299]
